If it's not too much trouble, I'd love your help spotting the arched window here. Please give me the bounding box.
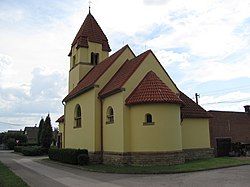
[72,55,76,67]
[74,104,81,128]
[106,106,114,124]
[144,113,154,125]
[91,52,99,65]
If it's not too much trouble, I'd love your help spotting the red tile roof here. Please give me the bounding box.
[125,71,183,105]
[99,50,151,98]
[56,115,64,123]
[63,45,129,102]
[69,13,111,56]
[180,92,212,118]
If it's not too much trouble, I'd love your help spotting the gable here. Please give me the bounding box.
[122,50,180,100]
[63,45,135,102]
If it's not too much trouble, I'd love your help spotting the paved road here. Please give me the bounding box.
[0,150,250,187]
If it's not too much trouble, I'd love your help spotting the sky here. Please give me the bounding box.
[0,0,250,132]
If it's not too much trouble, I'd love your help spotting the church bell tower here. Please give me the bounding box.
[68,12,111,92]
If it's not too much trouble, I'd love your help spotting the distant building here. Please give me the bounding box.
[209,105,250,156]
[56,115,64,148]
[24,126,39,144]
[7,130,23,134]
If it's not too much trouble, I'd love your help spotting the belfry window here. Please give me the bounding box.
[72,55,76,67]
[143,113,154,125]
[91,52,99,65]
[74,104,81,128]
[106,106,114,124]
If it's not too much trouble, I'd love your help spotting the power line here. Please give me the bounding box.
[201,97,250,105]
[0,121,28,127]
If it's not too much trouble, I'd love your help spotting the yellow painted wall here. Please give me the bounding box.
[102,92,124,152]
[129,104,182,152]
[181,118,211,149]
[123,52,179,99]
[64,89,96,151]
[68,42,109,92]
[58,122,65,148]
[95,47,135,90]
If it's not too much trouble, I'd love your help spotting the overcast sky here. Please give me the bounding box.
[0,0,250,132]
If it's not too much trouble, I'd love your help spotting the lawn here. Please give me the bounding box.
[81,157,250,174]
[0,161,28,187]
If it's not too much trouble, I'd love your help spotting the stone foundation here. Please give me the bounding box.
[103,151,185,166]
[90,148,214,165]
[183,148,214,161]
[89,151,102,164]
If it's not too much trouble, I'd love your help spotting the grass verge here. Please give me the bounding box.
[0,161,28,187]
[81,157,250,174]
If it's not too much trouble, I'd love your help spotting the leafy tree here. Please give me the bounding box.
[0,132,5,144]
[40,114,53,149]
[37,118,44,145]
[2,132,27,149]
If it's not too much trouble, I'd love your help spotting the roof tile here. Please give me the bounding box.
[69,13,111,55]
[180,92,212,118]
[99,50,151,98]
[125,71,183,105]
[56,115,64,123]
[63,45,128,102]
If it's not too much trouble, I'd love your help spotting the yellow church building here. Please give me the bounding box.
[56,11,213,165]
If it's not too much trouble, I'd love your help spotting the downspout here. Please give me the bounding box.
[100,98,104,163]
[62,101,66,148]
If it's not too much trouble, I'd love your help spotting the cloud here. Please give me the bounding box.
[200,91,250,112]
[143,0,169,6]
[179,54,250,83]
[0,68,66,130]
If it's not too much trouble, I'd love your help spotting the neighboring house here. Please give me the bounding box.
[56,115,64,148]
[209,105,250,157]
[7,130,23,134]
[56,11,213,165]
[24,126,39,144]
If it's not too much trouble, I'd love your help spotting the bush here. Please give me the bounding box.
[2,132,27,149]
[49,148,88,165]
[6,138,16,150]
[77,154,89,165]
[22,146,48,156]
[14,146,24,153]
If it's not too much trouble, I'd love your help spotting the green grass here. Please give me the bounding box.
[0,161,28,187]
[81,157,250,174]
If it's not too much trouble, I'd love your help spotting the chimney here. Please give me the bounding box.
[244,105,250,114]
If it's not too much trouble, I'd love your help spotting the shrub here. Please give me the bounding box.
[14,146,24,153]
[2,133,27,149]
[6,138,16,150]
[49,148,88,165]
[22,146,47,156]
[77,154,89,165]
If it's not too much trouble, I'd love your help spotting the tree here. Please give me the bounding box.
[2,132,27,149]
[0,132,5,144]
[40,114,53,149]
[37,118,44,145]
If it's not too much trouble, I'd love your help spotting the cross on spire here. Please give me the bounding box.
[88,0,92,13]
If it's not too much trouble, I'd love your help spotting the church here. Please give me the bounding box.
[56,11,213,165]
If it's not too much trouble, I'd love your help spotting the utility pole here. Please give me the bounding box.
[195,93,200,104]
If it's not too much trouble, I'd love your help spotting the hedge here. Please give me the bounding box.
[49,148,88,165]
[14,146,24,153]
[22,146,48,156]
[78,154,89,165]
